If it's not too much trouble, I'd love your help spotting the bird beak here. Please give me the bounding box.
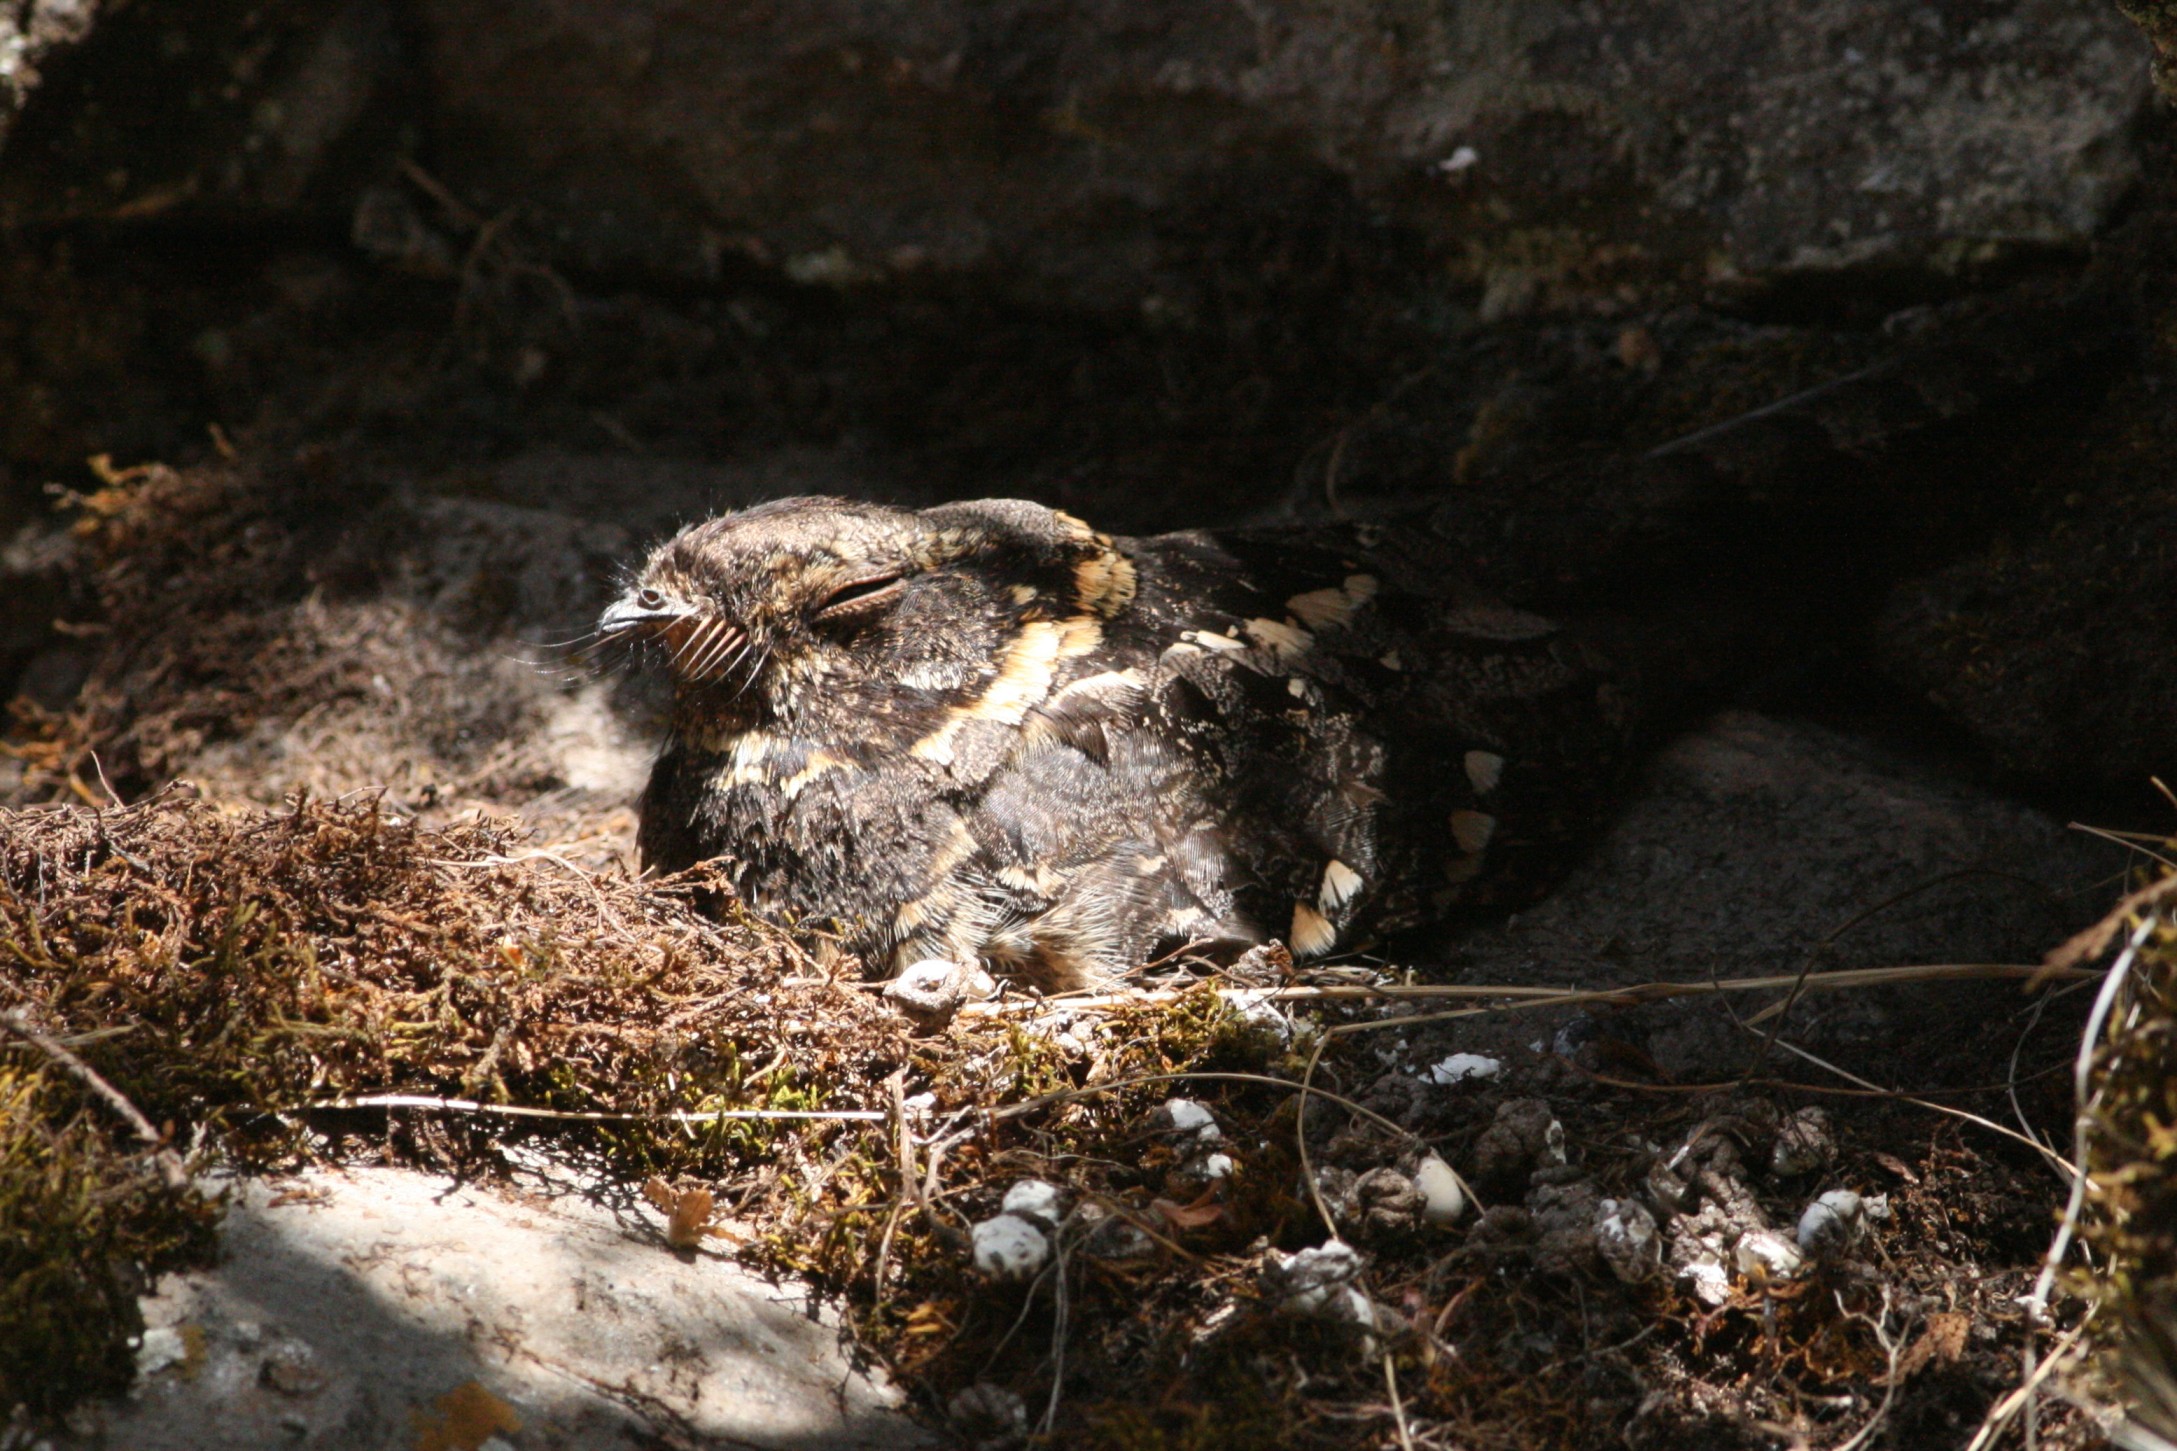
[600,590,749,684]
[598,593,687,639]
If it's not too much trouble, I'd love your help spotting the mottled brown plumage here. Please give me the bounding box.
[602,497,1635,990]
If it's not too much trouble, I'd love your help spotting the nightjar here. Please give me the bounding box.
[601,498,1636,991]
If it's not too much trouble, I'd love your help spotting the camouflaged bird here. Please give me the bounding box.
[602,498,1636,991]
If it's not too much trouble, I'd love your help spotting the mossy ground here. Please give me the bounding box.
[0,460,2138,1450]
[2074,874,2177,1446]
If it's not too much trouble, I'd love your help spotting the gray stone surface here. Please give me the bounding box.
[61,1165,932,1451]
[0,0,2147,308]
[1,519,72,656]
[1413,711,2117,1080]
[0,0,395,230]
[0,518,80,711]
[414,0,2150,308]
[1877,484,2177,791]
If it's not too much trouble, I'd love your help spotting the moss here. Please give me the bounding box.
[0,788,916,1424]
[0,459,2120,1445]
[2078,877,2177,1442]
[0,1067,216,1419]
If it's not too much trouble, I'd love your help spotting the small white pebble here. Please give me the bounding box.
[884,959,965,1013]
[1681,1253,1732,1307]
[1192,1151,1236,1182]
[1595,1198,1660,1283]
[1262,1239,1363,1317]
[1156,1098,1222,1141]
[1734,1228,1805,1283]
[970,1214,1050,1280]
[1414,1155,1467,1226]
[1770,1106,1836,1177]
[1796,1188,1868,1260]
[1001,1179,1063,1230]
[135,1326,187,1376]
[1426,1053,1501,1086]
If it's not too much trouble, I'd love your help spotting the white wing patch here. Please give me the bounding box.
[1450,809,1496,855]
[1243,616,1313,662]
[1289,901,1338,958]
[1464,750,1505,795]
[1285,574,1379,631]
[1318,859,1363,912]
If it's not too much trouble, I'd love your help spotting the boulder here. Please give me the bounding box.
[0,0,398,230]
[1414,711,2116,1081]
[411,0,2151,308]
[59,1166,932,1450]
[1877,487,2177,791]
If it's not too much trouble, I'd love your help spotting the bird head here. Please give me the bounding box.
[599,497,1137,733]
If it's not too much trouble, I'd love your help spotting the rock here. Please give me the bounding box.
[1770,1107,1837,1178]
[131,1325,188,1379]
[1261,1240,1377,1329]
[970,1214,1051,1281]
[1171,1147,1238,1193]
[1036,1010,1097,1061]
[1418,713,2116,1082]
[1426,1052,1502,1086]
[1314,1165,1360,1220]
[408,0,2149,310]
[1735,1228,1807,1284]
[1877,490,2177,790]
[1472,1099,1566,1194]
[1667,1202,1744,1308]
[1596,1198,1662,1284]
[256,1335,328,1398]
[57,1166,929,1450]
[948,1382,1028,1450]
[1152,1098,1223,1143]
[1414,1155,1468,1227]
[1797,1189,1871,1261]
[1528,1178,1603,1277]
[1224,992,1296,1050]
[883,957,998,1029]
[1000,1179,1063,1232]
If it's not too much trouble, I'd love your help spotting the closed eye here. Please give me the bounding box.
[813,572,906,621]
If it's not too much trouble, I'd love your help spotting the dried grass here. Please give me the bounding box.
[2066,868,2177,1450]
[0,458,2126,1448]
[7,459,638,854]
